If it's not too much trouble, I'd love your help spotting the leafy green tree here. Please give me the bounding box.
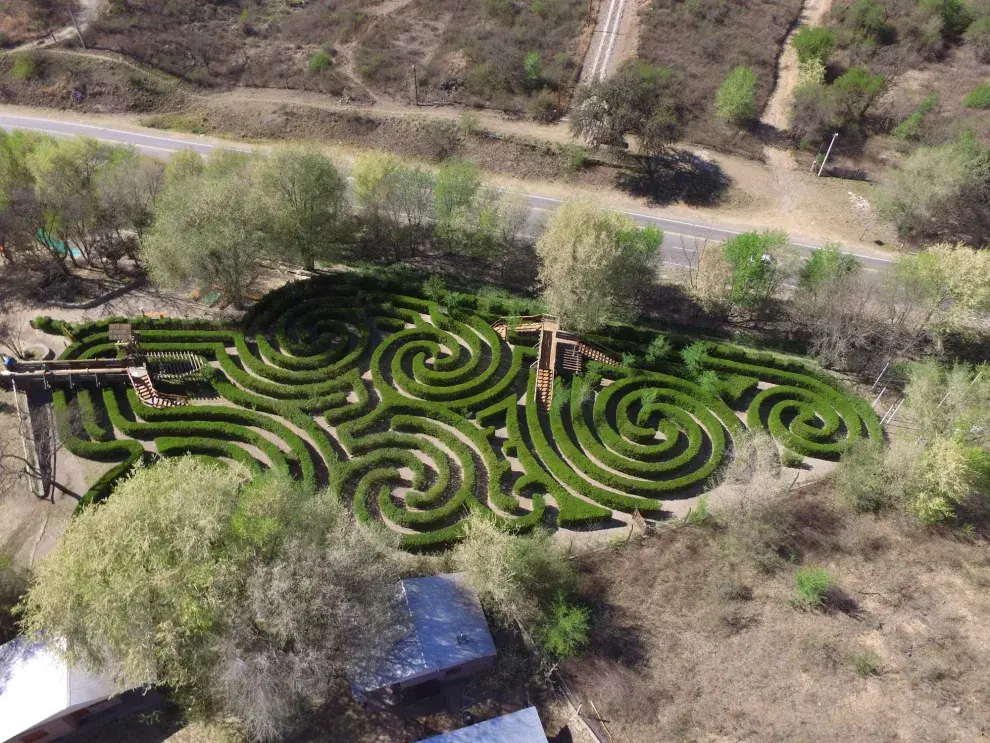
[143,153,267,309]
[255,148,349,271]
[570,60,682,154]
[715,66,758,125]
[535,598,590,658]
[536,199,662,331]
[680,340,708,378]
[793,26,837,62]
[523,51,542,86]
[798,243,861,291]
[644,334,673,364]
[831,66,889,123]
[722,230,796,313]
[843,0,894,42]
[20,458,403,742]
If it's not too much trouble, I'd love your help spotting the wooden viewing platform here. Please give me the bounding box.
[491,315,620,411]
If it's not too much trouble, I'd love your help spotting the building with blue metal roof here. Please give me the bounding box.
[417,707,549,743]
[352,573,497,703]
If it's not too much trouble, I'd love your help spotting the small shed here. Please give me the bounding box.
[417,707,550,743]
[0,638,120,743]
[352,573,496,703]
[107,324,134,345]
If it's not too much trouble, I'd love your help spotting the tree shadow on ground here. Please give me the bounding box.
[615,151,730,207]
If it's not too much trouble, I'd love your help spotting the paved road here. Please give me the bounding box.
[0,112,893,273]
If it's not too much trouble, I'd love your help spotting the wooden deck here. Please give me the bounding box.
[490,315,620,411]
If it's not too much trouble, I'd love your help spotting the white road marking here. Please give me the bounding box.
[588,0,620,81]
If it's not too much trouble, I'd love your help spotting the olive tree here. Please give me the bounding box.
[536,199,662,331]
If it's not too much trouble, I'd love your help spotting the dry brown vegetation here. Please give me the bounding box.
[564,485,990,742]
[636,0,805,153]
[0,0,75,48]
[86,0,592,113]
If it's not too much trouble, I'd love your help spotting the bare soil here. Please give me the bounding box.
[563,486,990,743]
[0,0,77,48]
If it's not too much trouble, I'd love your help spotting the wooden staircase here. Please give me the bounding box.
[146,351,204,380]
[578,342,620,367]
[561,345,582,374]
[536,368,555,411]
[127,367,187,408]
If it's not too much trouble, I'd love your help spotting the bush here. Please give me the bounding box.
[963,81,990,109]
[850,651,882,677]
[781,449,805,468]
[685,494,710,525]
[843,0,895,42]
[892,93,939,140]
[965,16,990,62]
[715,66,758,125]
[644,334,673,364]
[11,54,39,81]
[536,597,591,658]
[308,51,332,73]
[527,89,562,123]
[793,26,836,62]
[793,566,833,608]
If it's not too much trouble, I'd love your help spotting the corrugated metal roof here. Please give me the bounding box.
[352,573,496,693]
[416,707,549,743]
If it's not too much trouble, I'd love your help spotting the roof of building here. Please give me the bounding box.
[417,707,549,743]
[0,637,118,742]
[352,573,496,694]
[107,323,134,343]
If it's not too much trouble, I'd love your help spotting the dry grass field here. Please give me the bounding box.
[563,485,990,742]
[0,0,74,47]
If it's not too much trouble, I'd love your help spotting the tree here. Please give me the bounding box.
[536,199,662,331]
[142,153,267,309]
[793,26,836,63]
[830,66,888,124]
[877,133,990,245]
[254,148,350,271]
[453,514,577,627]
[20,458,403,742]
[715,66,758,126]
[352,152,435,260]
[721,230,797,315]
[570,60,682,154]
[798,243,861,291]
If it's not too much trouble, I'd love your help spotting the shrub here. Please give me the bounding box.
[892,93,939,140]
[681,340,708,378]
[793,566,833,608]
[793,26,836,62]
[527,89,562,123]
[963,81,990,109]
[422,275,447,304]
[11,54,39,81]
[685,495,710,525]
[781,449,805,468]
[850,651,882,677]
[459,110,481,136]
[308,51,332,73]
[644,334,673,364]
[965,16,990,62]
[715,66,758,125]
[843,0,895,42]
[536,597,591,658]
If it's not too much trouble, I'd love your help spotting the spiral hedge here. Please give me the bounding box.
[43,272,881,550]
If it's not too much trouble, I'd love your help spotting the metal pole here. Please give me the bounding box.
[817,132,838,177]
[882,396,905,426]
[870,361,889,390]
[871,385,887,409]
[67,5,86,49]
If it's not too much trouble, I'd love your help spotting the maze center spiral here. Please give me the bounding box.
[50,274,882,550]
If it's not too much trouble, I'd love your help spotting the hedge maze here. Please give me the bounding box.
[43,273,882,550]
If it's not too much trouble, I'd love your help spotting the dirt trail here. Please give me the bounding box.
[10,0,102,52]
[761,0,834,131]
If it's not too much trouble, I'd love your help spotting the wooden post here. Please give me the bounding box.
[412,64,419,105]
[67,5,86,49]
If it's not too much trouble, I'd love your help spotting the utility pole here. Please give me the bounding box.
[67,5,86,49]
[817,132,838,177]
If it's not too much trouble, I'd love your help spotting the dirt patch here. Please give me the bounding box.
[0,1,77,48]
[762,0,836,131]
[563,487,990,742]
